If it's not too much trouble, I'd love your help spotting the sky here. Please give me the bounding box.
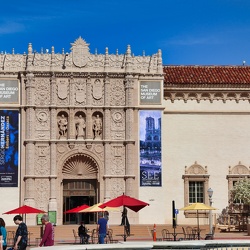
[1,0,250,66]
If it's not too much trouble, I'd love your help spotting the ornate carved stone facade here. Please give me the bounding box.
[0,37,163,225]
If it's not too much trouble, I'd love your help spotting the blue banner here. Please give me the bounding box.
[140,110,162,186]
[0,110,19,187]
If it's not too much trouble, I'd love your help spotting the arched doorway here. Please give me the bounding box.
[62,153,99,224]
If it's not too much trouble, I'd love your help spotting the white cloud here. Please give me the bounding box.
[165,35,222,46]
[0,21,25,35]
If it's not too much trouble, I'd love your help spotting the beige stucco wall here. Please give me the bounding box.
[139,99,250,225]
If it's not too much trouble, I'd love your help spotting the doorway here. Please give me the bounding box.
[63,179,97,225]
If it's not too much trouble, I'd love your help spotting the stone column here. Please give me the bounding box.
[24,72,36,206]
[49,76,58,211]
[86,76,92,139]
[49,142,57,211]
[124,75,135,197]
[86,75,91,105]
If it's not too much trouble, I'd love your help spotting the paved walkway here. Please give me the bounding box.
[26,230,250,250]
[28,239,250,250]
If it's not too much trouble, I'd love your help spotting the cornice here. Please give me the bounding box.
[164,89,250,103]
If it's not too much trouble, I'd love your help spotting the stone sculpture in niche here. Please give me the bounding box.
[75,115,86,139]
[93,115,102,139]
[58,114,68,138]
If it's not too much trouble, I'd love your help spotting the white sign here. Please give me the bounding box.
[140,81,161,105]
[0,79,19,104]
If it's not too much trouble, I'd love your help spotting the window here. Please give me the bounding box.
[189,181,204,203]
[182,162,210,218]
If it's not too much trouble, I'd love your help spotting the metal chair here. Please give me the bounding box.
[186,226,196,240]
[161,229,172,241]
[91,229,98,244]
[106,229,118,244]
[72,229,80,244]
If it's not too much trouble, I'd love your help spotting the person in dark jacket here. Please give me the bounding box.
[78,221,89,244]
[13,215,28,250]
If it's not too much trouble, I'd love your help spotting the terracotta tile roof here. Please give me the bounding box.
[163,66,250,84]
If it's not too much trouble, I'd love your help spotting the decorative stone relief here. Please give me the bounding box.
[108,54,124,68]
[57,79,69,105]
[33,54,51,68]
[164,91,250,103]
[71,37,90,68]
[185,161,208,175]
[111,110,125,140]
[94,144,104,158]
[75,114,86,139]
[36,109,49,129]
[110,79,125,106]
[35,179,50,210]
[62,154,98,179]
[92,79,104,106]
[35,78,50,106]
[92,114,103,139]
[57,113,68,139]
[57,144,67,154]
[35,146,50,175]
[229,162,250,175]
[110,179,124,198]
[36,130,50,140]
[74,79,86,105]
[109,145,125,175]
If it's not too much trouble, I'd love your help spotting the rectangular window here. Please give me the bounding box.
[189,181,204,203]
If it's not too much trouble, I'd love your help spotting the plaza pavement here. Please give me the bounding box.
[27,225,250,250]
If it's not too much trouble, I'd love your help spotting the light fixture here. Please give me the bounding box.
[207,187,213,198]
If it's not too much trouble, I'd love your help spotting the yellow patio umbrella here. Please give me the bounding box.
[179,202,218,239]
[79,203,119,213]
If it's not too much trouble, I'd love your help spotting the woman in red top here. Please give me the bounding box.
[39,214,54,247]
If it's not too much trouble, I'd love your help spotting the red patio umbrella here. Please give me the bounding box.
[99,193,149,212]
[99,193,149,242]
[3,205,45,214]
[64,204,90,214]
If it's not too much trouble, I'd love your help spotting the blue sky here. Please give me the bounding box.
[1,0,250,66]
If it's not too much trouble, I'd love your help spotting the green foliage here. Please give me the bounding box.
[231,178,250,204]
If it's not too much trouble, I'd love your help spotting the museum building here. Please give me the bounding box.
[1,37,250,227]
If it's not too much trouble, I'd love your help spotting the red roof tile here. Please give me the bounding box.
[163,66,250,84]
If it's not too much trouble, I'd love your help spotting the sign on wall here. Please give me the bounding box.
[139,110,162,186]
[0,110,19,187]
[0,79,19,104]
[140,81,162,105]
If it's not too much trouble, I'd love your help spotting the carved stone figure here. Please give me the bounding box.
[58,114,68,138]
[75,115,86,139]
[93,115,102,139]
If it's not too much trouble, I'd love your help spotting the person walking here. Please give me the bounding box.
[39,214,54,247]
[97,212,107,244]
[0,218,7,250]
[13,215,28,250]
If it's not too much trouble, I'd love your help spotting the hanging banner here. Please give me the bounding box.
[0,110,19,187]
[139,110,162,186]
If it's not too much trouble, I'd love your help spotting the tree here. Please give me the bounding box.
[231,178,250,205]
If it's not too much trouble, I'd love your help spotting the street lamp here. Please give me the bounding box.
[207,188,213,234]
